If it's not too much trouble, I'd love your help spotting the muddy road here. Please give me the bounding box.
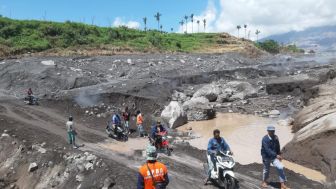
[1,52,335,188]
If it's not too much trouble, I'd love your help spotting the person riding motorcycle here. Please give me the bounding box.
[206,129,233,182]
[111,111,122,133]
[150,120,167,149]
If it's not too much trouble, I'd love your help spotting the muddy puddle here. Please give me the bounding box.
[99,138,148,154]
[178,113,326,182]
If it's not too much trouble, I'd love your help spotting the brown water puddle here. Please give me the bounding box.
[178,113,326,182]
[99,138,148,154]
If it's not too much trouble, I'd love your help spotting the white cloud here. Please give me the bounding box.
[194,0,336,40]
[113,17,140,29]
[178,0,217,33]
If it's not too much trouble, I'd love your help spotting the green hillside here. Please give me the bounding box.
[0,16,271,57]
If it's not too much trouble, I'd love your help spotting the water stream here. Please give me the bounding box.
[178,113,326,182]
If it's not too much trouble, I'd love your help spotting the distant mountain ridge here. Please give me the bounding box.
[261,25,336,51]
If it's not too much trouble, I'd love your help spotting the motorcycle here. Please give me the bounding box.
[106,122,128,142]
[149,131,172,156]
[204,151,239,189]
[24,95,39,105]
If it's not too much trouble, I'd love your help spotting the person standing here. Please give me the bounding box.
[27,88,33,104]
[261,126,290,189]
[66,116,77,149]
[122,106,131,133]
[137,145,169,189]
[136,110,144,137]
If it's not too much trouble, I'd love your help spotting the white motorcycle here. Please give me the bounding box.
[205,151,239,189]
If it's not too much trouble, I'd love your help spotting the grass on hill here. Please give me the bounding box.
[0,16,231,56]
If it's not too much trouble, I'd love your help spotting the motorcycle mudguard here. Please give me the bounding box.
[162,140,169,146]
[223,170,235,179]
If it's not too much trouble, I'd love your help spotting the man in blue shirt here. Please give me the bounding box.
[110,111,121,133]
[206,129,233,182]
[261,126,289,189]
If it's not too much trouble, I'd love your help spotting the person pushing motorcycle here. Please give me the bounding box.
[206,129,233,183]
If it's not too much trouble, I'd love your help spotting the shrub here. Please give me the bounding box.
[256,40,280,54]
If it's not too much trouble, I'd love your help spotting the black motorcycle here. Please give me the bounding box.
[24,95,39,105]
[106,122,128,142]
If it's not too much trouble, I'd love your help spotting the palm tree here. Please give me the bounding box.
[179,20,184,32]
[190,14,194,33]
[197,20,200,33]
[160,25,163,33]
[143,17,147,31]
[154,12,162,31]
[236,25,241,38]
[91,16,95,25]
[184,15,189,33]
[255,30,261,42]
[244,24,247,39]
[203,19,206,32]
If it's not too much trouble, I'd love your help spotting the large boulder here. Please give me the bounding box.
[225,81,258,100]
[161,101,188,128]
[217,88,234,102]
[183,97,216,121]
[171,90,188,103]
[193,84,221,102]
[217,81,257,102]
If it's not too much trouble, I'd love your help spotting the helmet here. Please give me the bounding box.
[267,126,275,131]
[146,145,157,161]
[69,116,73,121]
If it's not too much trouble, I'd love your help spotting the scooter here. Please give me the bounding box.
[24,96,39,105]
[106,122,128,142]
[205,151,239,189]
[149,131,172,156]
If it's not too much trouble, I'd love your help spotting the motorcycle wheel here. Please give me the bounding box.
[166,147,171,156]
[226,176,237,189]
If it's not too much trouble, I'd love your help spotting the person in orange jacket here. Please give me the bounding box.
[136,110,144,137]
[137,145,169,189]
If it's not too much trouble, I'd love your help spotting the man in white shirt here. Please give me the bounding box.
[66,116,77,149]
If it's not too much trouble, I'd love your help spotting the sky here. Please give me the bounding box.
[1,0,336,39]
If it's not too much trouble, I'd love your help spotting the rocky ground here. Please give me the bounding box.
[0,52,335,188]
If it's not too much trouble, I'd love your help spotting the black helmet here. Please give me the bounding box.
[69,116,73,121]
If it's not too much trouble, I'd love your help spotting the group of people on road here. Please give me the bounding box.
[62,104,290,189]
[105,107,146,137]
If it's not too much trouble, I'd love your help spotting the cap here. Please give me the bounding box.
[267,126,275,131]
[146,145,157,161]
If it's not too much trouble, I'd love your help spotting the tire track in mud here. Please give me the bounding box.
[0,100,106,144]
